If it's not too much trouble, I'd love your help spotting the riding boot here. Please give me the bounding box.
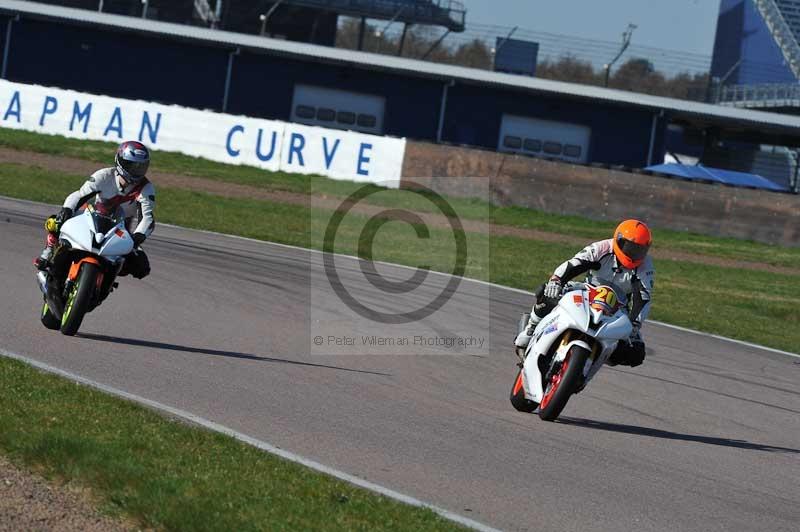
[33,233,58,270]
[514,307,545,348]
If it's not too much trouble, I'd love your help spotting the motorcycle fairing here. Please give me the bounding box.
[59,212,95,253]
[59,209,133,259]
[520,285,634,403]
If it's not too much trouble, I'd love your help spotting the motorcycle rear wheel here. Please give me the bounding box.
[60,262,98,336]
[509,368,538,413]
[538,345,590,422]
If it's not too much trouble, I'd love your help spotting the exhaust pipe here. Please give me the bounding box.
[36,271,47,295]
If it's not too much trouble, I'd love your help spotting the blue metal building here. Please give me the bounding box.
[702,1,800,187]
[711,0,800,108]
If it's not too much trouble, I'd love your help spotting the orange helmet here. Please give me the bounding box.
[612,219,651,269]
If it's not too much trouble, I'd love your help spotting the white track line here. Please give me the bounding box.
[645,321,799,359]
[0,348,501,532]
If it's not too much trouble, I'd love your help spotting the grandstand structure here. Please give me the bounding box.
[706,0,800,188]
[27,1,465,46]
[711,0,800,111]
[222,0,464,48]
[25,1,219,26]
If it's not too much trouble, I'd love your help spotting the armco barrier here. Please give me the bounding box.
[402,141,800,247]
[0,80,406,186]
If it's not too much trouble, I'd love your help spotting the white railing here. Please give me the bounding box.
[717,82,800,107]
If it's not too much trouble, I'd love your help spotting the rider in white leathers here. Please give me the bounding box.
[515,219,655,367]
[35,141,155,279]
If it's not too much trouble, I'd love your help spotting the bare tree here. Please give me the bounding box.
[335,20,709,102]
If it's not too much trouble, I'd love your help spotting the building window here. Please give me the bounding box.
[503,135,522,149]
[295,105,315,119]
[337,111,356,125]
[543,141,563,155]
[357,114,377,128]
[316,108,336,122]
[523,138,542,152]
[563,144,582,158]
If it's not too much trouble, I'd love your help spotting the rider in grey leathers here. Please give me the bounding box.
[35,141,155,279]
[515,219,655,367]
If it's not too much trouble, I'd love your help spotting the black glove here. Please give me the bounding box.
[628,340,646,367]
[132,233,146,247]
[56,207,73,224]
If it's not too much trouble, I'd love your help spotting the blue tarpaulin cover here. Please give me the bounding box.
[644,163,788,192]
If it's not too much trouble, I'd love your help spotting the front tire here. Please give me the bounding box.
[60,262,98,336]
[538,345,590,422]
[510,368,538,413]
[40,301,60,330]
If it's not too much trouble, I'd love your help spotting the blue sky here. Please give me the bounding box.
[459,0,721,56]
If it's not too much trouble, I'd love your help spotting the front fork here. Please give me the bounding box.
[543,333,599,393]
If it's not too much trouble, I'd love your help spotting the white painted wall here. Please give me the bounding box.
[0,79,405,186]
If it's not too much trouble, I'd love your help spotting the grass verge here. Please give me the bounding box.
[1,161,797,352]
[0,356,462,531]
[2,128,799,269]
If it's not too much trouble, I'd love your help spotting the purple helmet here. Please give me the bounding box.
[115,141,150,184]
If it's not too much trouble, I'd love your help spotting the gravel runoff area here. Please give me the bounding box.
[0,455,135,532]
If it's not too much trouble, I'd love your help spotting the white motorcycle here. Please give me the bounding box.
[36,204,135,336]
[510,283,633,421]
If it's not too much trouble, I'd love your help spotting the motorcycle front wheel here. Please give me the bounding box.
[538,345,590,421]
[40,301,60,330]
[509,368,538,413]
[60,262,99,336]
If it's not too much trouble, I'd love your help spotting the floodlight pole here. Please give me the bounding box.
[222,47,240,112]
[259,0,285,36]
[422,29,451,59]
[397,23,410,56]
[215,0,223,26]
[495,26,518,55]
[357,16,366,50]
[1,15,18,80]
[710,58,743,102]
[603,23,636,87]
[377,7,405,38]
[374,7,404,54]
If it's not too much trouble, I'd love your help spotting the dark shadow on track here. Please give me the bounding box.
[558,417,800,454]
[608,368,800,415]
[76,333,392,376]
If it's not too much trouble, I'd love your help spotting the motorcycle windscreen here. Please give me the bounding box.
[92,212,120,235]
[58,213,95,252]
